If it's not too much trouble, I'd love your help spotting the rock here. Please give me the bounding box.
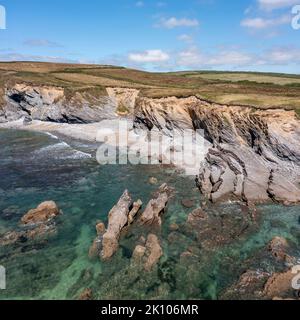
[0,201,61,247]
[267,237,289,262]
[187,208,208,224]
[139,184,172,226]
[78,288,93,300]
[101,190,132,260]
[263,269,296,299]
[144,234,163,272]
[128,199,142,224]
[149,177,158,185]
[169,223,179,232]
[131,234,163,271]
[88,238,102,259]
[0,231,23,246]
[132,245,146,262]
[21,201,60,226]
[221,269,270,300]
[96,222,106,236]
[181,199,195,208]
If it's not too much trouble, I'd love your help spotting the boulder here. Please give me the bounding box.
[267,237,290,262]
[21,201,60,226]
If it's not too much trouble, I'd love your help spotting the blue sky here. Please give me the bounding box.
[0,0,300,73]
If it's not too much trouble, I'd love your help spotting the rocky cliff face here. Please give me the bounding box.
[1,83,300,204]
[0,83,121,123]
[134,96,300,204]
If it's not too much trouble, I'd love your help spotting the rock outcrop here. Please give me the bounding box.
[21,201,60,226]
[2,83,118,123]
[89,191,143,261]
[134,96,300,204]
[101,190,133,260]
[139,184,172,226]
[0,201,61,246]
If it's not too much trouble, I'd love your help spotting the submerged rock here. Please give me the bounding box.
[139,184,172,226]
[0,201,61,247]
[148,177,158,185]
[78,288,93,300]
[181,199,195,208]
[21,201,60,226]
[132,234,163,271]
[267,237,289,262]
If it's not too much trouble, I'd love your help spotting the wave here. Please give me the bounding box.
[34,141,92,160]
[44,132,59,140]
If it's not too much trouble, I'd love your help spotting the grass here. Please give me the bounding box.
[0,61,300,111]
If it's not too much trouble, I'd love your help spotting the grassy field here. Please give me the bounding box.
[0,62,299,114]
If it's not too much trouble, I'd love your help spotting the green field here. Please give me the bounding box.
[0,62,300,114]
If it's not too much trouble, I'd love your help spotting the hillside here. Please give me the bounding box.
[0,62,300,115]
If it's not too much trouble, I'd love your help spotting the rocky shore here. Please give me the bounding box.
[1,83,300,205]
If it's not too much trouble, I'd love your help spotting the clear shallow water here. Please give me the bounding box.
[0,129,299,300]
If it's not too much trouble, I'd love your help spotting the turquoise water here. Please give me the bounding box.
[0,129,299,300]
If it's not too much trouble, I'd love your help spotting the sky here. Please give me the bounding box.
[0,0,300,73]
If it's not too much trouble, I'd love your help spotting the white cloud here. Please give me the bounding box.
[258,0,299,11]
[177,47,254,68]
[178,34,194,42]
[23,39,64,48]
[266,46,300,63]
[135,1,144,7]
[241,14,290,29]
[0,52,78,63]
[128,49,170,63]
[158,17,199,29]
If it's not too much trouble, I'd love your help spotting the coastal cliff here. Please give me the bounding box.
[1,82,300,205]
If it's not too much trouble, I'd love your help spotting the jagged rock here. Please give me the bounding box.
[101,190,132,260]
[128,200,142,224]
[21,201,60,226]
[78,288,93,300]
[139,184,172,226]
[181,199,195,208]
